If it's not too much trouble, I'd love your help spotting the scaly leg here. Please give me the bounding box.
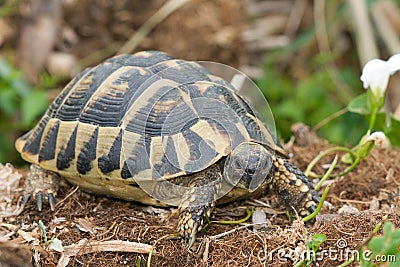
[270,157,320,218]
[177,164,222,247]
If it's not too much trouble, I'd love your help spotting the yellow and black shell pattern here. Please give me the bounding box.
[16,51,286,195]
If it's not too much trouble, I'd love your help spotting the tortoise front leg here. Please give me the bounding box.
[177,164,222,247]
[269,158,320,218]
[22,164,60,211]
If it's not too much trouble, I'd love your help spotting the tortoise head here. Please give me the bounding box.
[223,142,273,192]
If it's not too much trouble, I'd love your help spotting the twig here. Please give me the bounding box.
[371,1,400,55]
[314,0,354,102]
[147,234,176,267]
[312,107,348,132]
[202,237,210,262]
[329,196,372,204]
[284,0,307,38]
[54,186,79,210]
[57,239,152,267]
[209,222,268,240]
[118,0,191,54]
[346,0,379,66]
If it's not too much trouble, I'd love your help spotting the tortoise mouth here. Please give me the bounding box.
[223,171,269,193]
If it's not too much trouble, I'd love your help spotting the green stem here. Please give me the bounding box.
[305,147,355,177]
[337,257,354,267]
[38,220,47,245]
[302,185,331,222]
[369,109,377,132]
[372,220,383,235]
[216,207,254,225]
[314,156,337,190]
[200,216,211,233]
[147,234,175,267]
[329,155,361,178]
[293,259,305,267]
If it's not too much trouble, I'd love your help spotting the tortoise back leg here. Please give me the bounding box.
[22,164,60,211]
[270,157,320,218]
[177,164,222,247]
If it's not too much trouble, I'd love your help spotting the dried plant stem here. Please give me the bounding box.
[118,0,191,54]
[346,0,379,66]
[147,234,176,267]
[314,0,354,102]
[371,1,400,55]
[57,239,152,267]
[312,107,348,132]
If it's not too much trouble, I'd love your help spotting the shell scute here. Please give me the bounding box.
[16,51,283,190]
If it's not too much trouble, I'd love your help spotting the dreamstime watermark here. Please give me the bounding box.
[256,238,397,264]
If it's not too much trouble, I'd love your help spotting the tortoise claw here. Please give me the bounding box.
[308,204,317,214]
[21,191,58,211]
[48,193,57,211]
[188,223,199,249]
[21,164,61,211]
[21,193,31,208]
[36,191,43,211]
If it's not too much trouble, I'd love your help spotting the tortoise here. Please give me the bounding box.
[15,50,319,246]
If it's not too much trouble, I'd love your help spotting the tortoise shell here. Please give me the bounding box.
[15,51,286,204]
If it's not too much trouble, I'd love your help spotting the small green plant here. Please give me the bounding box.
[361,222,400,267]
[306,54,400,178]
[340,221,400,267]
[294,233,327,267]
[38,219,48,244]
[38,219,64,252]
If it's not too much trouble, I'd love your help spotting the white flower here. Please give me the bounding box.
[360,54,400,98]
[366,131,390,148]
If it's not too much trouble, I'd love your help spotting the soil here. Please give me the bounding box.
[1,126,399,267]
[1,0,400,266]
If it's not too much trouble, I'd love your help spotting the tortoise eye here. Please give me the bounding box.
[247,167,255,175]
[234,159,242,170]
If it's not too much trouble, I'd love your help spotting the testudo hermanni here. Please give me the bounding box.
[16,50,319,246]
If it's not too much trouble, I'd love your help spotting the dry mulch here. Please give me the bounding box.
[1,129,399,267]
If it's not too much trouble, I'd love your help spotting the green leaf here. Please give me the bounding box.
[367,222,400,265]
[385,115,400,147]
[347,93,370,115]
[312,234,327,244]
[307,234,327,252]
[21,90,48,126]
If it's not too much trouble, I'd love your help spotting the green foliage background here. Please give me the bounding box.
[257,54,368,145]
[0,58,58,164]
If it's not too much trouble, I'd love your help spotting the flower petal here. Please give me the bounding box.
[360,59,391,97]
[387,53,400,74]
[366,131,390,148]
